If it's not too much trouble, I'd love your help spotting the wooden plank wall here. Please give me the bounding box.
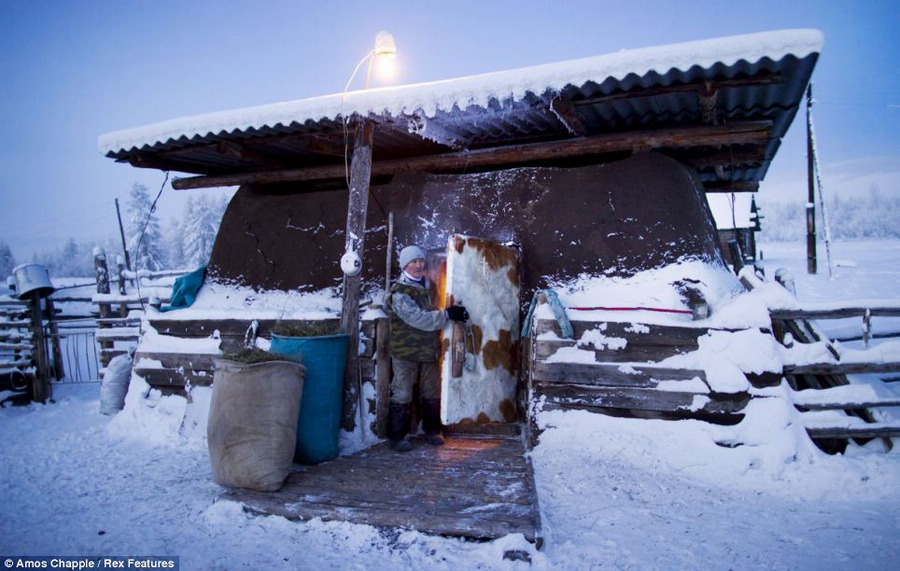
[134,318,379,393]
[527,317,755,432]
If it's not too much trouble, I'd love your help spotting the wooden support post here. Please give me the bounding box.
[340,119,375,431]
[727,240,743,274]
[45,298,64,381]
[94,248,110,296]
[29,293,50,402]
[94,248,113,368]
[806,84,817,274]
[116,256,127,296]
[863,309,872,349]
[375,316,391,438]
[115,199,132,275]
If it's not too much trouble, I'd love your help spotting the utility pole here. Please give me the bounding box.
[806,84,817,274]
[115,198,132,272]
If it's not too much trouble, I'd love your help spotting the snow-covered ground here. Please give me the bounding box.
[1,239,899,569]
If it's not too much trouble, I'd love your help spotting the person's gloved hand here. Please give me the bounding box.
[446,305,470,323]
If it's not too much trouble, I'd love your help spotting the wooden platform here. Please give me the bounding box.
[222,434,542,545]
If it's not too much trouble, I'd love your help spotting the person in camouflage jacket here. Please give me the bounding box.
[383,245,469,452]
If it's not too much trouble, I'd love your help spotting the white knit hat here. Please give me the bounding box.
[398,245,426,269]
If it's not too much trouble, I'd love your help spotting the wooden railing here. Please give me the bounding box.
[741,267,900,446]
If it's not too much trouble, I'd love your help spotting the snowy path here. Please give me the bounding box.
[0,385,537,569]
[2,384,898,569]
[1,238,899,569]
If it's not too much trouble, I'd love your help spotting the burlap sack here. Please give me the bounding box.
[207,359,306,491]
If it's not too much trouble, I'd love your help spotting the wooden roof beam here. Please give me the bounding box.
[703,181,759,192]
[574,73,783,107]
[698,81,718,125]
[126,154,211,175]
[682,146,767,169]
[171,120,772,190]
[550,96,587,136]
[215,141,288,168]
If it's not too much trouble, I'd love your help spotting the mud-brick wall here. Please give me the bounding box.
[208,152,725,297]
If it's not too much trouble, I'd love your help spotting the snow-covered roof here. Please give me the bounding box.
[99,29,823,188]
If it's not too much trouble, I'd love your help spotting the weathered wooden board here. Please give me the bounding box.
[134,351,218,371]
[534,319,707,346]
[536,384,749,415]
[533,338,689,363]
[771,307,900,320]
[532,361,706,387]
[134,356,377,389]
[806,424,900,439]
[146,318,374,339]
[133,367,215,387]
[785,361,900,376]
[794,398,900,411]
[223,434,541,544]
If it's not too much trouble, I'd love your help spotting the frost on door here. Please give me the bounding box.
[440,235,520,425]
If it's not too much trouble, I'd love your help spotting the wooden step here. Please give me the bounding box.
[95,327,140,341]
[795,398,900,411]
[790,384,900,411]
[532,360,706,388]
[444,422,521,437]
[806,424,900,439]
[146,318,359,339]
[771,306,900,320]
[133,367,214,387]
[785,361,900,376]
[134,351,219,371]
[533,338,688,363]
[133,357,377,389]
[536,384,748,415]
[534,319,706,346]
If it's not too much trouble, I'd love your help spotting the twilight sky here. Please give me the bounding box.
[1,0,897,259]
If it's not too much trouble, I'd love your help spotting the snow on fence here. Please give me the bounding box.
[739,267,900,447]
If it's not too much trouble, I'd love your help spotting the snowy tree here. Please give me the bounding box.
[126,183,166,271]
[182,194,220,268]
[0,241,16,280]
[30,238,104,278]
[167,217,186,270]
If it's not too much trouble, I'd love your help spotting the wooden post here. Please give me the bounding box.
[340,119,375,431]
[727,240,743,274]
[806,84,817,274]
[115,198,132,274]
[29,293,50,402]
[45,298,65,381]
[375,316,391,438]
[384,211,394,295]
[94,248,111,296]
[116,256,126,296]
[94,248,113,369]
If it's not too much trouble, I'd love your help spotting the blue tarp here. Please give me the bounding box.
[158,266,207,313]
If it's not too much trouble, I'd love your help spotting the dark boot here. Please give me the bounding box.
[422,399,445,446]
[388,403,412,452]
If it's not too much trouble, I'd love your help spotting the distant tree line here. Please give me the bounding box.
[758,187,899,242]
[1,183,230,280]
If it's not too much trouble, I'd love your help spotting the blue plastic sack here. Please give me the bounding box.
[270,333,348,464]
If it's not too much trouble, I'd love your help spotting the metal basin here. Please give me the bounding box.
[12,263,55,300]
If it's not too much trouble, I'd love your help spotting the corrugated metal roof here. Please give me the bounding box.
[100,29,822,187]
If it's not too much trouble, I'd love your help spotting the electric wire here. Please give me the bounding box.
[133,172,169,311]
